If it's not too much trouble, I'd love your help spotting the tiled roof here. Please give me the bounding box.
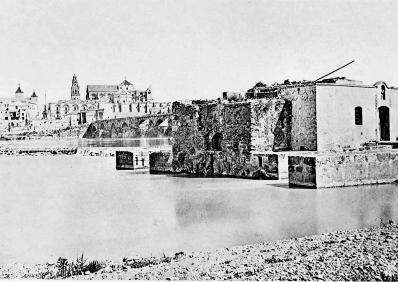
[119,79,133,86]
[115,88,127,95]
[15,84,23,93]
[87,85,118,92]
[56,100,97,104]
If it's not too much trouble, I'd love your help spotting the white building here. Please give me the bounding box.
[87,79,172,120]
[0,84,40,130]
[47,74,98,126]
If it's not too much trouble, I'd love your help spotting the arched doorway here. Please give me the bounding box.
[211,133,223,151]
[379,106,390,141]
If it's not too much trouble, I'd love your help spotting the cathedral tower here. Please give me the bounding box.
[71,74,80,100]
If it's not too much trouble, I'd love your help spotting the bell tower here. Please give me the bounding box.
[71,74,80,100]
[15,83,24,98]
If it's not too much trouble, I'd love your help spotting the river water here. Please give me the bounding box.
[0,138,171,148]
[1,141,398,264]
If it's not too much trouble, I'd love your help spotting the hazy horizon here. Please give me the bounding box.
[1,0,398,104]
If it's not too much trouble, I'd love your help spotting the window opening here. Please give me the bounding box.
[355,107,362,125]
[381,85,386,100]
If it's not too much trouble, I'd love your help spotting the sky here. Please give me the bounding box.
[1,0,398,105]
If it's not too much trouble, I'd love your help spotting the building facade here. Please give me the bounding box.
[87,79,172,120]
[48,74,98,126]
[47,75,172,125]
[0,84,40,129]
[244,78,398,151]
[149,78,398,180]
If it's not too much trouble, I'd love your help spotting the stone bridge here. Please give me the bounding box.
[83,114,173,138]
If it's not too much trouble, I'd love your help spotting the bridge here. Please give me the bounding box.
[83,114,173,138]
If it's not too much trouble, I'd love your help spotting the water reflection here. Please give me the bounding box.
[0,156,398,264]
[0,138,171,148]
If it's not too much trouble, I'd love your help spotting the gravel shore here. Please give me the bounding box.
[1,222,397,280]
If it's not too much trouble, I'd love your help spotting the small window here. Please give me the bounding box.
[381,85,386,100]
[355,107,362,125]
[258,156,263,167]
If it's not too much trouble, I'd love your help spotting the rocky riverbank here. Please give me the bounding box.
[0,124,89,141]
[0,147,77,156]
[1,222,397,280]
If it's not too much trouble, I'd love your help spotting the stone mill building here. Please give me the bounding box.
[150,77,398,188]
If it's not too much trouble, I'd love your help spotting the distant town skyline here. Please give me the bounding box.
[1,0,398,104]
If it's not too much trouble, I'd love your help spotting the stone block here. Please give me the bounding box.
[149,151,173,173]
[289,150,398,188]
[116,151,134,170]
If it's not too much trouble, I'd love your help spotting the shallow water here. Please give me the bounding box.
[0,137,171,148]
[0,155,398,264]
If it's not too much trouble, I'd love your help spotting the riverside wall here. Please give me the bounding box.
[150,99,308,179]
[289,147,398,188]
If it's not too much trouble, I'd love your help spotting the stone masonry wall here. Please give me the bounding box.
[289,147,398,188]
[280,85,317,151]
[150,94,315,179]
[149,151,173,173]
[154,100,294,179]
[83,114,173,138]
[170,101,255,177]
[250,99,290,152]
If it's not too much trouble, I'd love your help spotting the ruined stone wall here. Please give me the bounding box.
[149,151,173,173]
[162,100,294,178]
[83,114,173,138]
[289,147,398,188]
[170,101,255,176]
[171,101,252,155]
[247,84,317,151]
[250,99,290,152]
[281,85,317,151]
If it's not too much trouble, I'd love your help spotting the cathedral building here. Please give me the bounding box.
[47,74,98,125]
[86,79,152,102]
[46,75,172,125]
[86,78,172,120]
